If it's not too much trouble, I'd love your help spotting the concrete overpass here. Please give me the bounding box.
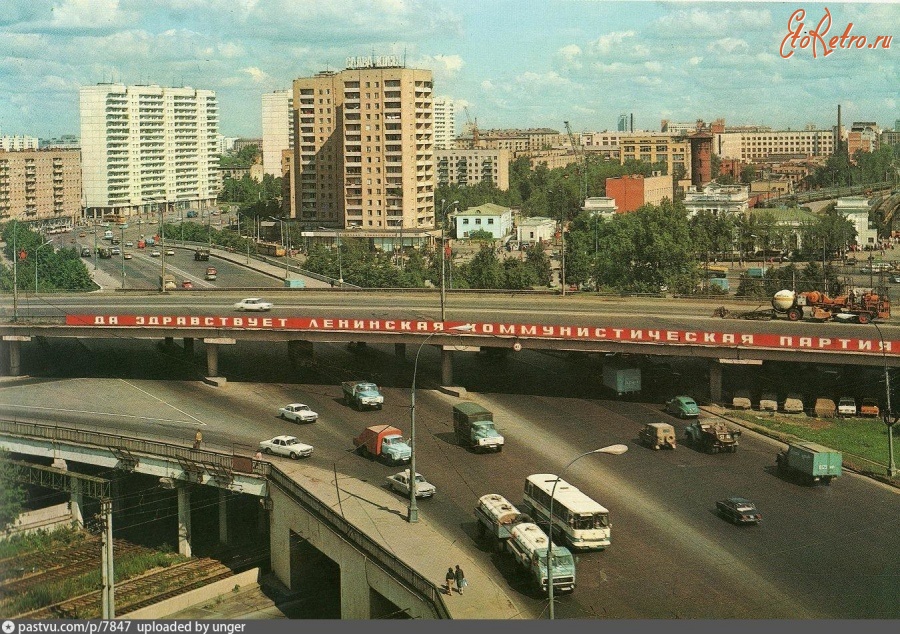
[0,419,519,619]
[3,310,900,403]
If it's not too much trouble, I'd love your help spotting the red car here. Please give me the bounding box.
[181,280,193,289]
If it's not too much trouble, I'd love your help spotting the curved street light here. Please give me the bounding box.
[408,324,475,523]
[547,443,628,619]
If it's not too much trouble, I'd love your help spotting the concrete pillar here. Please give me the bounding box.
[340,552,371,619]
[184,337,194,354]
[394,343,406,359]
[287,340,314,362]
[0,341,9,376]
[709,359,723,404]
[441,347,453,386]
[218,488,228,546]
[164,336,174,347]
[70,478,84,527]
[206,342,219,377]
[177,486,192,558]
[8,340,21,377]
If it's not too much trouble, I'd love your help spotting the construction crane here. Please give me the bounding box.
[564,121,587,203]
[464,106,479,147]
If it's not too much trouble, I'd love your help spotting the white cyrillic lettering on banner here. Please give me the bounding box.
[630,329,643,340]
[578,328,590,337]
[338,320,349,329]
[667,331,679,341]
[161,317,173,325]
[309,320,320,328]
[858,340,872,351]
[384,321,396,330]
[233,318,242,327]
[838,339,851,349]
[499,324,516,334]
[321,319,332,328]
[647,331,661,341]
[190,317,199,326]
[522,325,536,335]
[148,317,159,325]
[204,317,214,326]
[704,333,717,343]
[482,324,494,333]
[354,320,365,329]
[799,338,812,348]
[684,332,697,342]
[542,326,555,336]
[247,318,258,327]
[611,329,624,339]
[780,336,794,347]
[596,328,607,338]
[368,321,381,330]
[722,334,735,344]
[559,327,571,337]
[741,334,754,344]
[417,322,430,331]
[262,318,272,327]
[819,338,831,348]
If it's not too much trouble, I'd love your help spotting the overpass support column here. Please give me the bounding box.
[441,347,453,386]
[203,338,235,380]
[287,340,314,363]
[340,554,371,619]
[709,360,723,404]
[218,488,228,546]
[177,486,192,558]
[2,336,30,377]
[70,478,84,527]
[184,337,194,355]
[164,336,175,348]
[394,343,406,359]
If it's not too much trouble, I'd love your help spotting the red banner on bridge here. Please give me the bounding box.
[65,314,899,356]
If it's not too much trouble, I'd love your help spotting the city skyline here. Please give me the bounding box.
[1,0,897,139]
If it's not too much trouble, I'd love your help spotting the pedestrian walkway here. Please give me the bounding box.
[273,461,526,619]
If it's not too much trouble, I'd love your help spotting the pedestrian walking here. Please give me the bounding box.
[445,567,455,596]
[193,430,203,450]
[454,565,467,595]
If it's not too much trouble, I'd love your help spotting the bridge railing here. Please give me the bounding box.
[266,467,451,619]
[0,419,264,476]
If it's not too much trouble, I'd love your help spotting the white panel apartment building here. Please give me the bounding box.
[80,83,219,219]
[433,97,456,150]
[261,90,294,177]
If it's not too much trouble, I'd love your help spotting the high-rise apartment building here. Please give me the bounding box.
[433,97,456,150]
[262,90,294,177]
[0,135,39,151]
[0,149,82,224]
[291,61,434,230]
[79,83,219,219]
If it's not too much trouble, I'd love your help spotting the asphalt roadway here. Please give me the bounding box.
[2,337,897,619]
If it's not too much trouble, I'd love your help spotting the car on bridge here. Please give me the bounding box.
[665,395,700,419]
[716,497,761,525]
[125,241,134,247]
[150,249,161,257]
[165,248,175,256]
[278,403,319,423]
[386,471,436,498]
[259,435,313,459]
[181,280,193,289]
[234,297,273,311]
[124,252,133,260]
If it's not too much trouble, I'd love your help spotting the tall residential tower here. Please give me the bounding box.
[291,60,434,230]
[79,83,219,219]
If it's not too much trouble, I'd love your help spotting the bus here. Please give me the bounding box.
[257,241,286,257]
[103,214,128,226]
[705,264,728,279]
[523,474,611,550]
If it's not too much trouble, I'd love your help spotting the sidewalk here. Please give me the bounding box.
[264,462,526,619]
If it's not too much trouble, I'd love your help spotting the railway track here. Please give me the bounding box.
[0,540,151,596]
[18,557,234,619]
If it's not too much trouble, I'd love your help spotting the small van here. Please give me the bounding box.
[783,393,804,414]
[205,267,218,281]
[638,423,677,450]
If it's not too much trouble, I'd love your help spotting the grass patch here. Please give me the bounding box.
[0,526,88,560]
[730,411,891,467]
[0,548,188,618]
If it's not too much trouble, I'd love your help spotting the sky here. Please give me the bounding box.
[0,0,897,139]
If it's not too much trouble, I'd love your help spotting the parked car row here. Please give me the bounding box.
[730,392,880,417]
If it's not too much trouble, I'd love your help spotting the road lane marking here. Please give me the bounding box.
[0,403,196,425]
[117,379,208,426]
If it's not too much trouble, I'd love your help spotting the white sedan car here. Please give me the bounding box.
[279,403,319,423]
[234,297,273,311]
[386,471,436,498]
[259,435,313,459]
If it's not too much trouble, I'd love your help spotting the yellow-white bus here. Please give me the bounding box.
[523,473,611,550]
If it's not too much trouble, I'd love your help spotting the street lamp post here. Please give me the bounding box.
[34,240,53,293]
[547,444,628,619]
[408,324,474,523]
[871,322,898,477]
[120,226,126,289]
[439,199,459,322]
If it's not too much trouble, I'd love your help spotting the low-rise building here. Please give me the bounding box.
[683,182,749,218]
[449,203,513,240]
[516,216,556,244]
[605,173,673,214]
[582,197,617,220]
[836,196,878,248]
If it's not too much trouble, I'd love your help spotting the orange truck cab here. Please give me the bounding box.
[352,425,411,465]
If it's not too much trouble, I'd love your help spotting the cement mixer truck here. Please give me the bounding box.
[770,288,890,323]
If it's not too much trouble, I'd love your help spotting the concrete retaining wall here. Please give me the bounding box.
[120,568,261,619]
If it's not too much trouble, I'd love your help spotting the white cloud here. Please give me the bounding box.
[688,56,703,66]
[241,66,270,83]
[557,44,582,69]
[480,80,494,91]
[589,31,636,55]
[515,71,569,87]
[643,61,662,73]
[710,38,749,54]
[432,54,464,77]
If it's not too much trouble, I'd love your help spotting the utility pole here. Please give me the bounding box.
[12,220,18,322]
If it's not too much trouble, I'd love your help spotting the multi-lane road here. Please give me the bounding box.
[1,336,896,619]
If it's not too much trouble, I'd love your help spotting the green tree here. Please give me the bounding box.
[502,258,539,289]
[0,451,25,531]
[462,244,505,289]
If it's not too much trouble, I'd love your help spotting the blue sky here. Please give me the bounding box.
[1,0,897,138]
